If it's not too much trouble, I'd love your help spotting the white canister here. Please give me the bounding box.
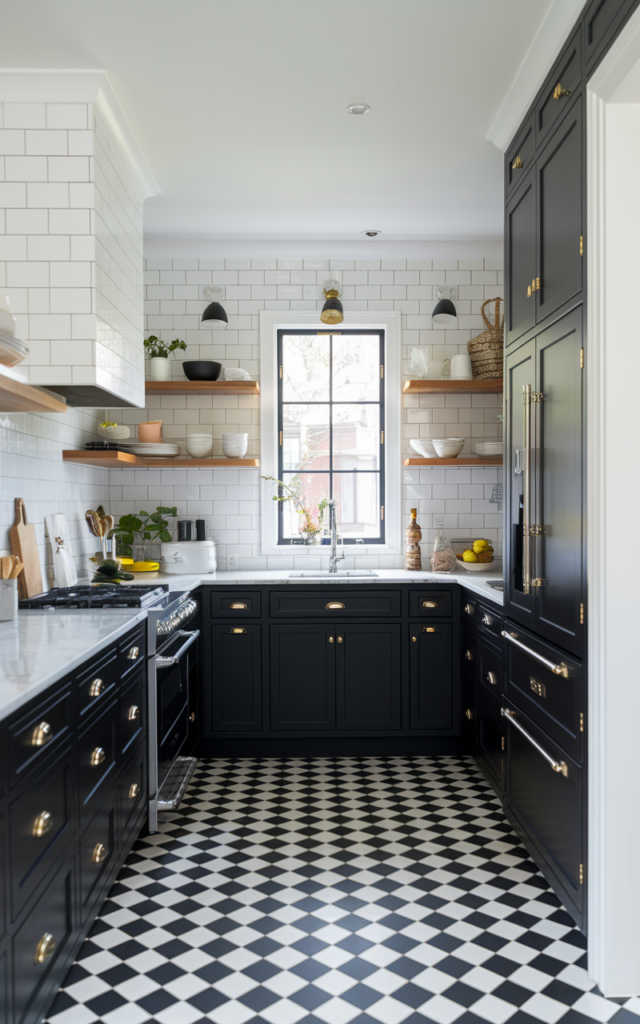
[161,540,217,574]
[0,579,18,620]
[451,353,473,380]
[149,357,172,381]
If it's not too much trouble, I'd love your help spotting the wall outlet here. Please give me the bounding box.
[204,518,213,538]
[434,517,444,529]
[228,553,238,570]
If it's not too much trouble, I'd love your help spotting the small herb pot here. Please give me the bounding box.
[149,356,171,381]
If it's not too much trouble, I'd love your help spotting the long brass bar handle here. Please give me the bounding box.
[501,630,569,677]
[522,384,532,594]
[501,708,568,777]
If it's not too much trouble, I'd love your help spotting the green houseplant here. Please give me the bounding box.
[144,335,186,381]
[109,506,177,561]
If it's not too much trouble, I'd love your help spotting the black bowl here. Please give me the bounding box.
[182,360,222,381]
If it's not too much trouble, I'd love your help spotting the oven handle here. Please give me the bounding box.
[155,630,200,668]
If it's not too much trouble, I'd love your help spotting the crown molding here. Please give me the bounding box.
[143,238,503,260]
[95,78,160,201]
[486,0,585,152]
[0,68,106,102]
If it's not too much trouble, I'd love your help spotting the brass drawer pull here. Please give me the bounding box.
[189,712,196,722]
[486,671,498,686]
[31,721,52,747]
[464,603,475,616]
[230,602,247,609]
[481,613,494,626]
[89,678,104,697]
[512,155,523,170]
[552,82,571,100]
[34,933,56,965]
[33,811,53,838]
[502,707,568,777]
[128,783,140,800]
[127,646,140,660]
[530,678,546,698]
[465,649,473,661]
[232,628,245,634]
[91,747,106,766]
[326,601,345,609]
[465,708,474,721]
[127,705,140,721]
[423,627,439,633]
[422,600,439,608]
[501,631,569,677]
[92,843,108,864]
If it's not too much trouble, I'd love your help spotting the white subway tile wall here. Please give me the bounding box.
[107,256,503,570]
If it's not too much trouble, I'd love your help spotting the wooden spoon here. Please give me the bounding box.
[10,560,23,579]
[1,555,11,580]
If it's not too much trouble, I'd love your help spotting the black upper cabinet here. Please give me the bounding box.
[506,114,535,198]
[336,624,401,731]
[409,623,453,731]
[506,171,537,347]
[270,624,335,731]
[536,28,582,147]
[537,97,583,323]
[584,0,637,71]
[209,625,262,732]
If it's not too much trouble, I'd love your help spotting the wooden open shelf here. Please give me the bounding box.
[404,456,503,467]
[63,451,259,469]
[403,379,503,395]
[145,380,259,396]
[0,366,68,414]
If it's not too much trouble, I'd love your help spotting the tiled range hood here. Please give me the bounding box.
[0,70,158,407]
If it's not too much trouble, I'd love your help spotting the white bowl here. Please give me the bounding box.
[409,438,436,458]
[222,442,248,459]
[433,437,465,458]
[186,437,213,458]
[456,556,500,572]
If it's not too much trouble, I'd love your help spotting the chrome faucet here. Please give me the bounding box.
[328,501,345,574]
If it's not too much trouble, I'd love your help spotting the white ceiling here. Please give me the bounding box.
[3,0,553,241]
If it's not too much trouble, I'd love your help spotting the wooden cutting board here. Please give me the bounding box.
[10,498,43,599]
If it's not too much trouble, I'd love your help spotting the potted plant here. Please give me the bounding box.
[262,475,329,544]
[144,335,186,381]
[109,506,177,562]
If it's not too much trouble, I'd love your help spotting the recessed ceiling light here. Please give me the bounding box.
[347,103,370,115]
[362,230,381,237]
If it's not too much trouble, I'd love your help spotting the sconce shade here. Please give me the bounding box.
[320,290,344,325]
[202,301,228,324]
[432,298,457,325]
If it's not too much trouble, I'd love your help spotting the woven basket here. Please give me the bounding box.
[467,298,504,380]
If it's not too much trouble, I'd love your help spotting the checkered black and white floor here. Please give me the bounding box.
[47,757,640,1024]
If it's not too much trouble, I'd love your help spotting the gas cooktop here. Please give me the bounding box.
[19,584,171,610]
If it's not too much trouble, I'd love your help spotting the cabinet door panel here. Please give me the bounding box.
[537,98,583,324]
[504,340,536,626]
[210,625,261,732]
[409,623,453,731]
[270,625,335,731]
[506,171,536,347]
[535,29,581,147]
[506,114,535,197]
[477,695,505,794]
[585,0,636,71]
[336,624,401,731]
[535,307,584,655]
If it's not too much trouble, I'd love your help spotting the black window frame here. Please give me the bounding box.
[277,328,385,546]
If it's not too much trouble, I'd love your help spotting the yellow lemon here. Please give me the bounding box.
[463,549,479,562]
[477,551,494,563]
[473,539,489,553]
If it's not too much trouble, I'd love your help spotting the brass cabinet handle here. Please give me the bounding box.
[337,636,343,643]
[501,630,569,677]
[465,649,473,661]
[92,843,108,864]
[329,636,334,643]
[189,712,196,722]
[465,708,474,720]
[326,601,345,609]
[230,602,247,609]
[34,933,56,965]
[31,721,52,747]
[412,636,417,642]
[530,678,547,698]
[464,603,474,616]
[553,82,571,100]
[127,705,140,722]
[127,646,140,660]
[422,600,439,608]
[482,613,494,626]
[423,626,439,633]
[231,628,245,634]
[527,285,532,298]
[33,811,53,838]
[522,385,532,593]
[128,783,140,800]
[511,155,523,170]
[91,747,106,766]
[89,678,104,697]
[502,707,568,777]
[486,671,498,686]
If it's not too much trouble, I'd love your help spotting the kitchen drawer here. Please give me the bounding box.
[506,113,535,196]
[118,624,145,679]
[585,0,635,70]
[9,685,72,788]
[9,748,73,920]
[461,629,476,679]
[120,669,145,755]
[119,748,147,846]
[503,622,583,762]
[269,589,401,618]
[536,28,582,146]
[461,595,477,623]
[12,858,77,1024]
[210,591,261,618]
[79,793,117,917]
[409,589,452,617]
[77,700,118,814]
[77,647,118,722]
[477,602,503,639]
[478,637,503,702]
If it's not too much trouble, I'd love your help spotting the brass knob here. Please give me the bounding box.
[512,155,523,170]
[482,614,493,626]
[412,636,417,642]
[465,708,474,720]
[326,601,345,609]
[422,601,439,608]
[92,843,108,864]
[337,636,343,643]
[127,705,140,721]
[553,82,571,100]
[464,604,474,616]
[189,712,196,722]
[89,678,104,697]
[127,646,140,660]
[91,747,106,766]
[465,649,473,661]
[34,933,56,965]
[128,783,140,799]
[329,636,334,643]
[487,671,498,686]
[230,602,247,609]
[232,628,245,634]
[33,811,53,838]
[31,721,52,747]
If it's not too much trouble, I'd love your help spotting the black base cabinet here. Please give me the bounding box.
[1,622,149,1024]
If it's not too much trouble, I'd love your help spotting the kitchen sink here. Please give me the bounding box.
[288,571,379,578]
[486,580,504,591]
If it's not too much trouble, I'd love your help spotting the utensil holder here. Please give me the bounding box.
[0,579,18,621]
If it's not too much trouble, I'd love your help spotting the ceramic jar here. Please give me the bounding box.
[149,356,171,381]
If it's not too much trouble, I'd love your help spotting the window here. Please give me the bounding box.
[277,329,385,545]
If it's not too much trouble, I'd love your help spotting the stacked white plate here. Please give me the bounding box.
[475,442,503,458]
[120,441,180,458]
[0,331,28,367]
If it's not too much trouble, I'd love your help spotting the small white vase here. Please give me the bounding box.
[149,357,171,381]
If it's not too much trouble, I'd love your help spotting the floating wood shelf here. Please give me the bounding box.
[0,366,68,414]
[403,379,503,395]
[404,456,503,467]
[145,380,259,396]
[63,451,259,469]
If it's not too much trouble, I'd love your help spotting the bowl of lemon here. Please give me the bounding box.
[458,538,496,571]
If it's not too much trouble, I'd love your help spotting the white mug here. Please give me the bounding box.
[451,354,473,380]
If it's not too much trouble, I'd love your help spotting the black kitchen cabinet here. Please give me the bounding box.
[409,623,453,731]
[505,170,537,347]
[477,694,505,794]
[584,0,637,70]
[506,114,535,197]
[209,624,262,732]
[504,339,536,627]
[337,624,401,731]
[270,624,335,731]
[535,28,582,147]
